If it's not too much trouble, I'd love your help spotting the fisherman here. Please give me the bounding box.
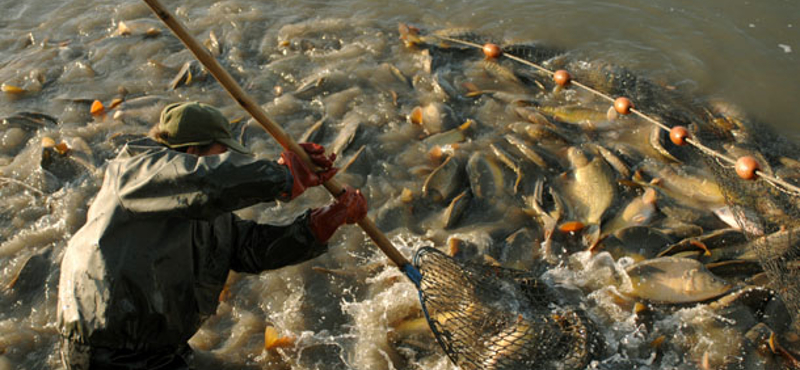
[57,101,367,369]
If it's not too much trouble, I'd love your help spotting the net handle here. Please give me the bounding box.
[142,0,415,275]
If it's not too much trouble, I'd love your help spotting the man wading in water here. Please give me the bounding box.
[57,101,367,369]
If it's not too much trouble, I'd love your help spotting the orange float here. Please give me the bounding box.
[614,97,633,115]
[553,70,571,87]
[735,156,760,180]
[482,43,502,59]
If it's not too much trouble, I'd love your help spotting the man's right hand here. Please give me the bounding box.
[279,143,338,199]
[309,186,368,243]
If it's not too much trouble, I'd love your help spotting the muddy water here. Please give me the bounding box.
[0,0,798,369]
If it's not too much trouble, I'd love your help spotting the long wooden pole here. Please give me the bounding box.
[142,0,412,269]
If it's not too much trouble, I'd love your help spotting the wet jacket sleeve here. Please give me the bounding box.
[115,145,293,219]
[229,211,328,273]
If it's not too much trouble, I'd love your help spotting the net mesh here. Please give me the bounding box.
[401,24,800,368]
[413,247,601,370]
[694,114,800,331]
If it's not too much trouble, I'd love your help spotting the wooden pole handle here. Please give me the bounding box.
[142,0,411,268]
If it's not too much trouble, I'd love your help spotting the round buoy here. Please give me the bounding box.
[669,126,689,146]
[482,43,502,59]
[614,97,633,115]
[553,70,571,87]
[735,156,760,180]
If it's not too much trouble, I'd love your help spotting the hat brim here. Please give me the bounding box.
[160,136,250,155]
[217,137,250,154]
[159,138,214,150]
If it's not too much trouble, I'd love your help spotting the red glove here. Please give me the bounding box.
[279,143,338,199]
[309,187,368,243]
[299,142,336,169]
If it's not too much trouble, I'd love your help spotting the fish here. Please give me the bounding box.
[298,115,327,144]
[39,136,97,183]
[383,62,411,88]
[442,190,472,229]
[433,70,459,100]
[624,256,732,303]
[561,147,616,225]
[466,151,505,200]
[536,104,609,129]
[423,119,471,147]
[705,259,763,278]
[481,309,597,370]
[506,121,571,147]
[598,226,675,262]
[423,155,465,202]
[512,106,554,127]
[205,30,222,57]
[293,69,348,99]
[388,316,435,342]
[602,188,657,236]
[323,86,362,119]
[481,315,537,369]
[585,142,631,178]
[409,102,459,135]
[168,61,198,90]
[329,113,361,158]
[2,111,59,131]
[464,88,537,107]
[640,162,726,210]
[503,134,548,169]
[480,59,522,86]
[657,228,749,260]
[490,142,523,194]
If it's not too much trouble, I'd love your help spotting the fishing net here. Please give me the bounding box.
[400,24,800,368]
[413,247,601,370]
[410,111,800,369]
[694,113,800,331]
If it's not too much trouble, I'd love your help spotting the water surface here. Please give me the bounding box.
[0,1,798,369]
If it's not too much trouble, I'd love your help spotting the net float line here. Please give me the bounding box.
[430,34,800,196]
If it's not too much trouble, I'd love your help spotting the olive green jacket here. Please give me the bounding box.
[57,138,326,350]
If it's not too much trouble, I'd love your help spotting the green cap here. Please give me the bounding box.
[156,101,249,154]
